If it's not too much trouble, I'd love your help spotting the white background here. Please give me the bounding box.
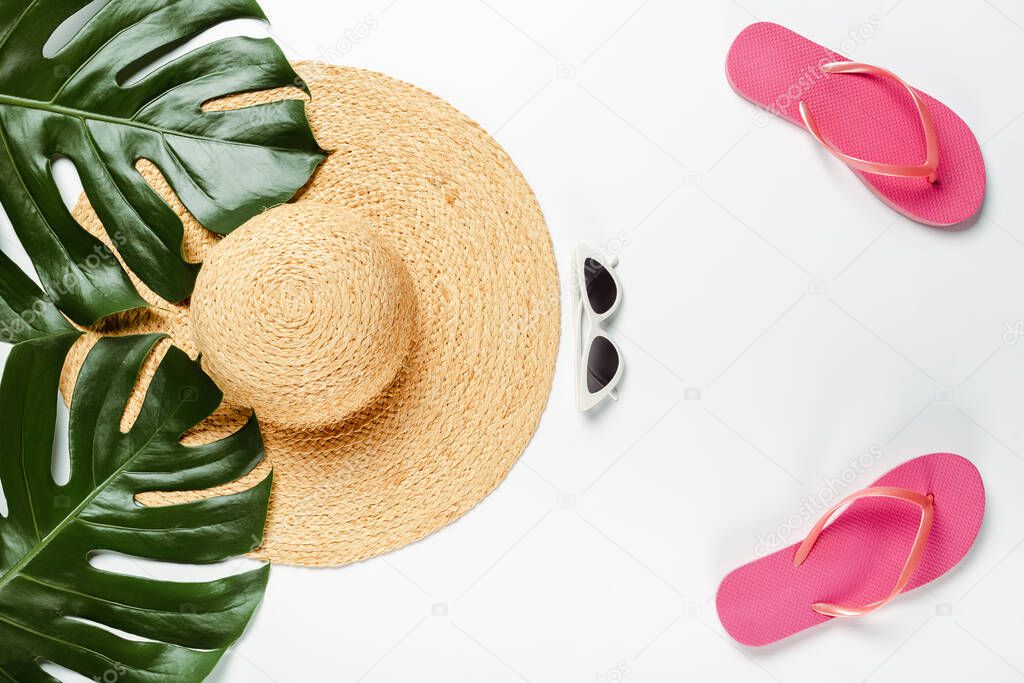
[3,0,1024,681]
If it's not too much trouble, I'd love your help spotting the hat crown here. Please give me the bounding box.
[190,202,415,428]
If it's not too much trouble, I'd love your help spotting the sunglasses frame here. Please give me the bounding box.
[573,244,624,411]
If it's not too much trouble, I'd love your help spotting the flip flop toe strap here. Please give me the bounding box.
[799,61,940,184]
[793,486,935,618]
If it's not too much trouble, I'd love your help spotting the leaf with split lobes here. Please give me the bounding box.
[0,332,272,682]
[0,0,326,326]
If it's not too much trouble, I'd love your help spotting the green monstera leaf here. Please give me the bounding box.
[0,249,79,346]
[0,266,272,681]
[0,0,325,326]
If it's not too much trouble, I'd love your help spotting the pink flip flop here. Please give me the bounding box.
[726,22,986,228]
[716,453,985,646]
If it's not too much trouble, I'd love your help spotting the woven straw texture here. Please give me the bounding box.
[60,62,561,567]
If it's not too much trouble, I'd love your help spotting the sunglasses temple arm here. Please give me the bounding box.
[573,285,586,408]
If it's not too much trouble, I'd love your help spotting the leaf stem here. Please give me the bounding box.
[0,92,312,154]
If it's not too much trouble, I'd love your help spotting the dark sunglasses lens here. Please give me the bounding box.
[587,336,620,394]
[584,257,617,314]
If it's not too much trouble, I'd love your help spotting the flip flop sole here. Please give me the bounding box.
[716,453,984,646]
[727,22,986,228]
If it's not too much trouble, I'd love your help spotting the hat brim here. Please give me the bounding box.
[60,62,560,567]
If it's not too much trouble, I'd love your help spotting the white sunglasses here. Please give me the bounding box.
[573,244,624,411]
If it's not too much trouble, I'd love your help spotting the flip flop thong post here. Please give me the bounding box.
[726,22,986,228]
[716,453,985,646]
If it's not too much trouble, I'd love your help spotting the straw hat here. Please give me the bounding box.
[59,62,560,567]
